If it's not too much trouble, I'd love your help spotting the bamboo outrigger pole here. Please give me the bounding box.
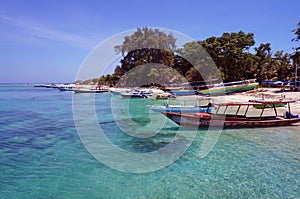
[273,103,278,116]
[259,105,265,120]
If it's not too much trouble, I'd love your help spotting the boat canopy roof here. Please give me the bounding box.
[213,102,261,106]
[175,97,214,101]
[249,99,296,104]
[213,99,296,107]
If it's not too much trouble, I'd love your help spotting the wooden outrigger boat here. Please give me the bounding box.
[149,97,213,113]
[199,79,258,95]
[166,89,198,96]
[163,100,300,128]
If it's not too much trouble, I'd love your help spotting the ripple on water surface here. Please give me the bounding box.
[0,85,300,198]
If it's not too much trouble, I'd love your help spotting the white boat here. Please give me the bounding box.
[121,90,152,98]
[57,84,75,91]
[73,88,108,94]
[149,97,213,113]
[109,88,131,95]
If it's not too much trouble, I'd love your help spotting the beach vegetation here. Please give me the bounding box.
[96,25,299,86]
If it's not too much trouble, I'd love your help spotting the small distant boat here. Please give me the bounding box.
[34,84,57,88]
[163,100,300,128]
[34,84,48,88]
[109,88,131,95]
[58,87,74,91]
[73,89,108,94]
[167,89,199,96]
[161,84,199,96]
[121,90,151,98]
[57,84,75,91]
[199,79,258,95]
[155,93,174,100]
[141,91,153,97]
[165,87,199,96]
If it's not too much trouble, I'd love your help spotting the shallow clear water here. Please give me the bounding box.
[1,84,300,198]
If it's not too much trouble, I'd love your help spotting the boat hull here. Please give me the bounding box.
[200,82,258,95]
[163,112,300,128]
[166,90,198,96]
[121,94,147,98]
[73,89,107,93]
[109,88,131,95]
[58,87,73,91]
[150,106,209,113]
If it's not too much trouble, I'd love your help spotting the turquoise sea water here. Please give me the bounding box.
[1,84,300,198]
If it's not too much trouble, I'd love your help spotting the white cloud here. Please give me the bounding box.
[0,15,100,48]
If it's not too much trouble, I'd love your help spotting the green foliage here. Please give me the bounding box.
[176,41,216,81]
[95,27,296,86]
[112,27,180,86]
[82,78,99,85]
[254,43,272,82]
[98,74,118,86]
[115,64,181,87]
[199,31,256,82]
[273,50,293,80]
[198,33,294,83]
[113,27,205,85]
[115,27,176,56]
[291,22,300,66]
[292,22,300,42]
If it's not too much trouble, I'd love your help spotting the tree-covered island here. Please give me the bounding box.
[95,23,300,87]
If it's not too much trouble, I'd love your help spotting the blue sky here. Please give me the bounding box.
[0,0,299,83]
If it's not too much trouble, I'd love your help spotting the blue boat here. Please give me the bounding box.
[166,89,199,96]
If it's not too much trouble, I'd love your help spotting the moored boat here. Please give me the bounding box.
[109,87,131,95]
[167,89,199,96]
[163,100,300,128]
[199,79,258,95]
[120,90,150,98]
[73,89,108,93]
[149,97,213,113]
[155,93,174,100]
[58,87,74,91]
[57,84,75,91]
[162,84,199,96]
[34,83,58,88]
